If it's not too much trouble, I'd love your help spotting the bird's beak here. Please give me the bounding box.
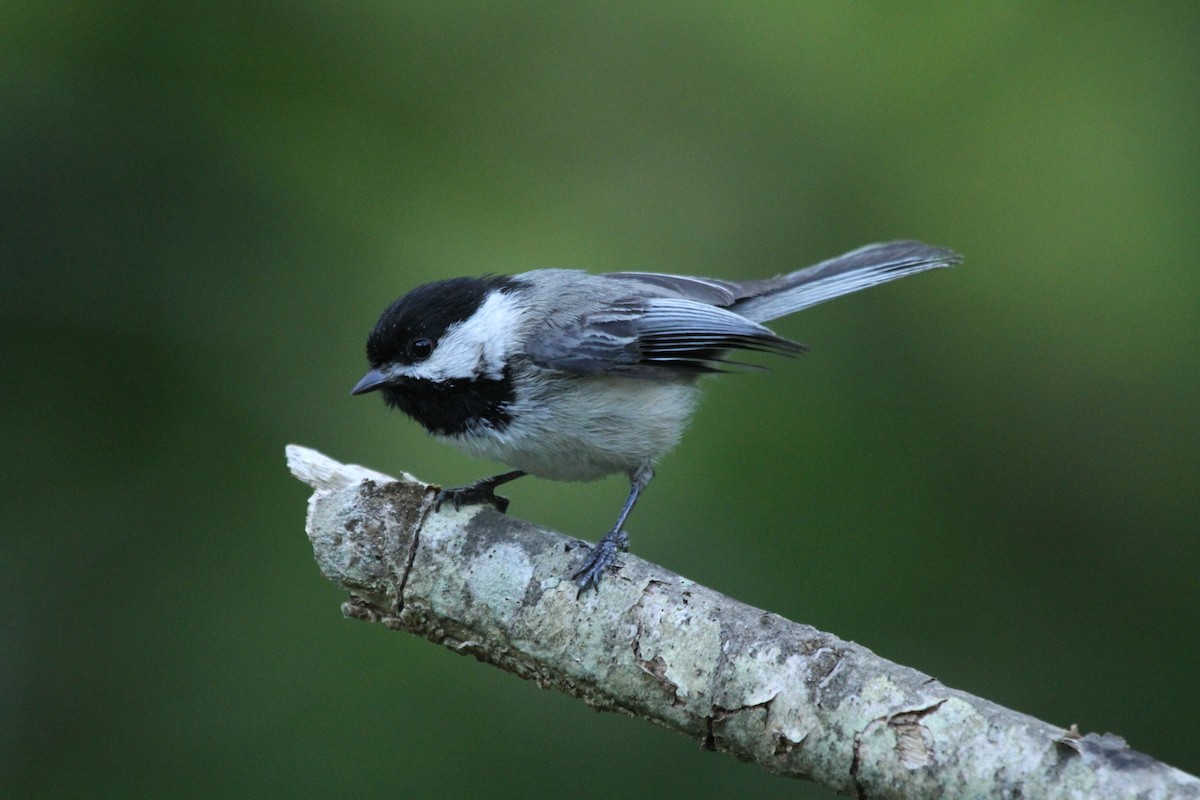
[351,368,391,396]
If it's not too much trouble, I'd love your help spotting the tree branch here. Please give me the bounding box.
[287,444,1198,799]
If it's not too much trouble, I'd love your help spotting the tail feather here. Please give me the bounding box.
[731,241,960,323]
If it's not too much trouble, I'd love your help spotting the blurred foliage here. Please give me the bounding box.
[3,2,1198,797]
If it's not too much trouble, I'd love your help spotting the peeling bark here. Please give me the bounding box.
[287,445,1199,800]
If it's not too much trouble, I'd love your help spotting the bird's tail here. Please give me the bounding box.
[730,240,961,323]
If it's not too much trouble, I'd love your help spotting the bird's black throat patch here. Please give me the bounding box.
[380,368,516,437]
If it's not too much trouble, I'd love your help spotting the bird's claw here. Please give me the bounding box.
[434,482,510,514]
[572,529,629,596]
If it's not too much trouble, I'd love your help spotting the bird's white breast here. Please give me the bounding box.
[439,371,701,482]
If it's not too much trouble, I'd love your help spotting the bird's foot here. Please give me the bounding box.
[435,479,510,514]
[433,470,525,514]
[572,529,630,596]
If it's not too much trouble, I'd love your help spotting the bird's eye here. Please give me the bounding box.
[408,337,434,361]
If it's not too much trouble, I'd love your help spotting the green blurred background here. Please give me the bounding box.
[4,2,1198,797]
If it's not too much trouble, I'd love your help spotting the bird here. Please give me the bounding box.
[351,240,959,593]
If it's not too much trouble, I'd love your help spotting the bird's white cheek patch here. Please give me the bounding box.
[402,291,526,382]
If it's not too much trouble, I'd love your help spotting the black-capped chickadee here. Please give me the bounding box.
[352,240,959,593]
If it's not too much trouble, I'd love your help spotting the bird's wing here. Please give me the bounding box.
[525,297,804,378]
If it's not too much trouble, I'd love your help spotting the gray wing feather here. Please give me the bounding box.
[524,308,642,375]
[636,299,804,363]
[526,298,803,378]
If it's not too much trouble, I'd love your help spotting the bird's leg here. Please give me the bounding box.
[434,470,527,514]
[573,465,654,595]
